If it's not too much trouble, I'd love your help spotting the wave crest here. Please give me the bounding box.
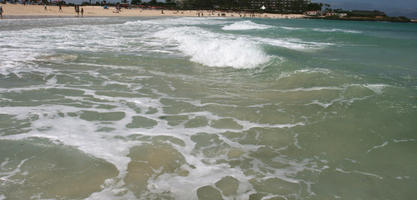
[154,27,270,69]
[222,21,272,31]
[312,28,362,34]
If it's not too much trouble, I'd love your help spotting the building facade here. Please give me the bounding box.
[249,0,311,11]
[174,0,312,11]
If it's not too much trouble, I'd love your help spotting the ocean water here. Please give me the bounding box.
[0,17,416,200]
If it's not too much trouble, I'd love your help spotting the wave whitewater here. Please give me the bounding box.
[312,28,362,34]
[1,16,416,200]
[222,20,272,30]
[154,27,270,69]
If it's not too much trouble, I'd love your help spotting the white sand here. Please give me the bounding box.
[0,4,306,19]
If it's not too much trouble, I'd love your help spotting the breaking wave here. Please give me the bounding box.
[154,27,270,69]
[222,20,272,30]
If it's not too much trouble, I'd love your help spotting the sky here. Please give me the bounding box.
[313,0,417,18]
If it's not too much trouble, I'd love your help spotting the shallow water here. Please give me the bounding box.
[0,17,416,200]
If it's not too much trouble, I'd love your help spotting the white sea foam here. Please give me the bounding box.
[1,17,275,70]
[0,17,380,199]
[154,27,270,68]
[367,141,389,153]
[0,158,29,186]
[0,16,332,71]
[312,28,362,34]
[275,86,343,93]
[0,22,155,76]
[148,164,253,200]
[393,138,416,143]
[254,37,331,50]
[222,20,272,30]
[307,98,344,108]
[0,68,311,198]
[335,168,383,179]
[280,26,304,31]
[277,68,332,80]
[125,17,228,26]
[0,107,135,174]
[364,84,387,94]
[0,102,306,200]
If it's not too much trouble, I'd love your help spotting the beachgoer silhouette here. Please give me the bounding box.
[44,4,47,10]
[75,5,80,16]
[0,6,3,19]
[59,4,62,12]
[81,8,84,17]
[113,4,120,13]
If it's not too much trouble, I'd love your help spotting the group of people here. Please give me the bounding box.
[0,4,86,18]
[43,4,83,17]
[74,5,83,16]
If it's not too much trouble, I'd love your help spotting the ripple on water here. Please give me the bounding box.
[0,139,118,200]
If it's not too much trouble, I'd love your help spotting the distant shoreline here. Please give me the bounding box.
[2,4,414,23]
[0,4,305,19]
[306,16,416,23]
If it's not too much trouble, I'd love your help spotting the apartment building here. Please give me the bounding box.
[249,0,311,11]
[174,0,312,11]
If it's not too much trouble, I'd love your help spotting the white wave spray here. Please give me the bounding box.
[154,27,270,69]
[222,20,272,30]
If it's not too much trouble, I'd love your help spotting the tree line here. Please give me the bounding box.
[130,0,324,13]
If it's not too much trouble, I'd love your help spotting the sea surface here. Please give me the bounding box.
[0,17,416,200]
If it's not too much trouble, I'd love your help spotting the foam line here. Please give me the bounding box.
[222,20,272,30]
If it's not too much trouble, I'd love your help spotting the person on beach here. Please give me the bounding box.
[81,8,84,17]
[113,4,121,13]
[59,4,62,12]
[44,4,47,10]
[75,5,79,16]
[0,5,3,19]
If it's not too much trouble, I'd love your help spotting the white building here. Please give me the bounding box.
[249,0,311,11]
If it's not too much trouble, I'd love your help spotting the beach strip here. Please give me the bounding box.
[0,4,305,19]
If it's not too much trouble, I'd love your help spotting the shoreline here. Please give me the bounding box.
[2,4,413,23]
[307,16,416,23]
[0,4,305,19]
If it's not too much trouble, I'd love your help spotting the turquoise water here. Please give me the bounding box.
[0,17,416,200]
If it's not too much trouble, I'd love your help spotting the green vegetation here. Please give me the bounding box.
[319,9,412,22]
[130,0,141,5]
[177,0,320,13]
[117,0,321,13]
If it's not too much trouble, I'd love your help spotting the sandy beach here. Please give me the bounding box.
[0,4,305,19]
